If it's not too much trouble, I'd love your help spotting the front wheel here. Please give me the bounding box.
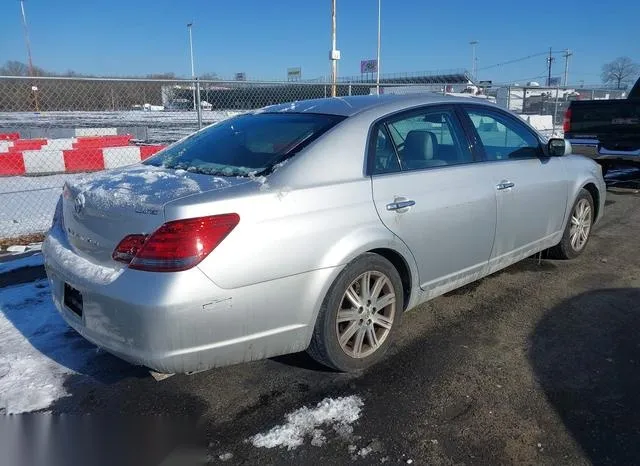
[548,188,594,260]
[307,253,404,372]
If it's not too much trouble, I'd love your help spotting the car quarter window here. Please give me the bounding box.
[463,107,542,161]
[373,108,473,173]
[372,125,402,174]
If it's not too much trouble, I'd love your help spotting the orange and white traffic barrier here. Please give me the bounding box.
[0,135,165,176]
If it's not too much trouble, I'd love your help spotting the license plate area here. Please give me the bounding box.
[64,283,83,317]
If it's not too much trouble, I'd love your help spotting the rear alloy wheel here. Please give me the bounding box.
[307,253,403,372]
[548,188,594,259]
[336,271,396,359]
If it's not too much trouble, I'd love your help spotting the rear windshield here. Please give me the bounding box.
[144,112,345,176]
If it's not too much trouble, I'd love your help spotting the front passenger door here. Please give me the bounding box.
[460,105,569,272]
[370,105,497,298]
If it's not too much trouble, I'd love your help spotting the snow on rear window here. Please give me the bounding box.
[144,112,345,176]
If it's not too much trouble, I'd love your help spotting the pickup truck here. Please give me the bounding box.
[564,77,640,175]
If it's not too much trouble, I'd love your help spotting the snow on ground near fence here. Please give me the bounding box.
[0,267,88,413]
[0,173,85,238]
[0,110,242,144]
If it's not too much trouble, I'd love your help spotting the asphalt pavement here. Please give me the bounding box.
[2,168,639,466]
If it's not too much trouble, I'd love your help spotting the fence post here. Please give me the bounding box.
[553,86,560,136]
[348,84,352,96]
[591,89,595,100]
[195,78,202,130]
[507,86,511,110]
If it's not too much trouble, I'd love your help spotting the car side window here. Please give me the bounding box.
[372,125,402,174]
[385,109,473,171]
[465,108,541,161]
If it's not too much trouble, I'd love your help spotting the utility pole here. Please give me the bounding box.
[187,22,196,111]
[470,41,478,82]
[19,0,39,111]
[19,1,35,76]
[546,47,555,86]
[376,0,381,95]
[330,0,340,97]
[563,49,572,86]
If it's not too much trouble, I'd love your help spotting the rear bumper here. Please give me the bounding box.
[42,226,334,374]
[568,138,640,164]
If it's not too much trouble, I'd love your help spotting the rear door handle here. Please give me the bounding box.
[386,199,416,211]
[496,180,515,190]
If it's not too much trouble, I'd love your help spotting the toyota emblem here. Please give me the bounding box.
[74,193,85,215]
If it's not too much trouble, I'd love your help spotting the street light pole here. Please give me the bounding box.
[19,0,35,77]
[469,40,478,82]
[19,0,39,111]
[330,0,338,97]
[187,22,196,111]
[376,0,381,95]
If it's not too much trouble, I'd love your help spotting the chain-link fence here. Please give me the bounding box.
[488,85,628,132]
[0,76,472,242]
[0,75,630,242]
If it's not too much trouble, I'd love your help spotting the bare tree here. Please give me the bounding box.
[0,60,49,76]
[0,60,30,76]
[601,57,640,89]
[200,72,219,81]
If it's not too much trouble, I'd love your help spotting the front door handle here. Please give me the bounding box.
[386,199,416,211]
[496,180,515,190]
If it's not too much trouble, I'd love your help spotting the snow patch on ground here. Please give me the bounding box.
[249,395,364,450]
[0,280,95,413]
[310,429,327,447]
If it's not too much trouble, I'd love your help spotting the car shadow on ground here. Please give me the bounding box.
[528,288,640,465]
[0,278,147,385]
[605,165,640,191]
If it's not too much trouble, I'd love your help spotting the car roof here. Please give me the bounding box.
[258,93,499,118]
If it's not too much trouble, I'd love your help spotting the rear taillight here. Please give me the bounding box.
[113,214,240,272]
[112,234,147,263]
[563,107,572,133]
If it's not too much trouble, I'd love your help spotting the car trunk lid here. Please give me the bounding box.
[62,165,248,266]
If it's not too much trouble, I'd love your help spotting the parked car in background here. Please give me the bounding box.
[42,94,606,375]
[564,77,640,174]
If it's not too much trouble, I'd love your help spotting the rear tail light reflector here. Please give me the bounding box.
[112,214,239,272]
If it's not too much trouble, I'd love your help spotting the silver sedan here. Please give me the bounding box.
[42,94,606,374]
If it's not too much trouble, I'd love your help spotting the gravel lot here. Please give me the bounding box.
[1,168,639,465]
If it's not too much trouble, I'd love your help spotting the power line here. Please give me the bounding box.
[478,50,563,72]
[496,73,548,85]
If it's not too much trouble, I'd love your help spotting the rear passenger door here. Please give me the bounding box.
[370,105,498,298]
[460,105,568,272]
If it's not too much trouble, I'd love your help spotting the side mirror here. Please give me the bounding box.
[547,138,571,157]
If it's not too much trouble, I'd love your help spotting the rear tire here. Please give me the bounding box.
[548,188,594,260]
[307,253,404,372]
